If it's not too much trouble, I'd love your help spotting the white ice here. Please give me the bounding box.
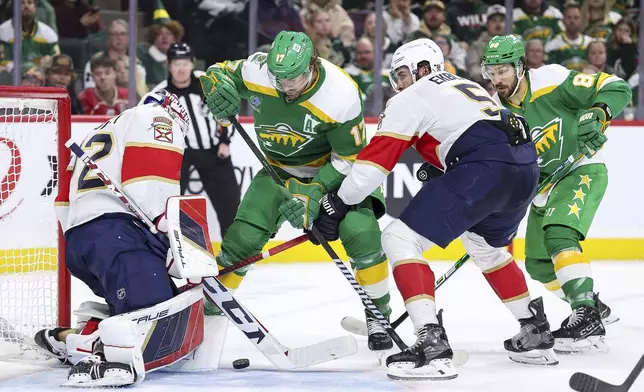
[1,261,643,392]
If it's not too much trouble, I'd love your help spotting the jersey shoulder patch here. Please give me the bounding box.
[305,59,363,124]
[529,64,570,96]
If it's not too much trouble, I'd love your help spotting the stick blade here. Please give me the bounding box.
[570,372,618,392]
[287,336,358,368]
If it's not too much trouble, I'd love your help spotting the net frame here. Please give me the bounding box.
[0,86,71,338]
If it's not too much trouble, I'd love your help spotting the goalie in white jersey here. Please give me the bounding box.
[315,39,559,380]
[35,90,220,387]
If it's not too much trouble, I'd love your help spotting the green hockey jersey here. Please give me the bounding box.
[545,33,593,71]
[206,52,386,215]
[513,6,563,42]
[495,64,631,181]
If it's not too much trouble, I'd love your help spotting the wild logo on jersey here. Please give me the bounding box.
[256,114,319,157]
[531,117,564,167]
[523,26,556,41]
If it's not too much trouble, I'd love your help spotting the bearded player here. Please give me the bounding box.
[199,30,393,352]
[481,35,632,353]
[315,39,559,381]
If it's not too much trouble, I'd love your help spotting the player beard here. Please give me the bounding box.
[495,78,519,99]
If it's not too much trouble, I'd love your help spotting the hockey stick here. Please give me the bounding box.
[341,253,471,336]
[221,113,408,350]
[342,152,587,337]
[66,140,357,369]
[218,234,309,275]
[569,353,644,392]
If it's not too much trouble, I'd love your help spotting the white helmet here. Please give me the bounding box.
[139,90,190,135]
[389,38,445,92]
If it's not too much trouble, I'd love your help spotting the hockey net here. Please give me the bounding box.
[0,87,71,360]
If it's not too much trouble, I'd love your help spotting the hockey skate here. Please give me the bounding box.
[385,312,457,381]
[65,354,138,387]
[34,327,72,364]
[560,293,619,326]
[504,297,559,366]
[365,309,393,351]
[553,298,607,354]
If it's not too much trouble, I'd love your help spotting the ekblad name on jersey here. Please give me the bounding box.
[338,71,504,205]
[55,104,186,232]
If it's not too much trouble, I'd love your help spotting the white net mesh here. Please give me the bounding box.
[0,98,60,360]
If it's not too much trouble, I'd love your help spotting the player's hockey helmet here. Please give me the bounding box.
[480,35,526,80]
[389,38,444,92]
[139,90,190,135]
[167,42,194,63]
[267,31,315,97]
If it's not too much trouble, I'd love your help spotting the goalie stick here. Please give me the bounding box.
[66,140,357,370]
[569,353,644,392]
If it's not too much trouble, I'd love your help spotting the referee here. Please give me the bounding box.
[153,42,240,236]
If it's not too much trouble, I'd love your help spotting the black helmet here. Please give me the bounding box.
[167,42,194,62]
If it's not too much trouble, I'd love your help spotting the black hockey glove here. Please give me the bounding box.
[416,162,444,182]
[308,191,349,245]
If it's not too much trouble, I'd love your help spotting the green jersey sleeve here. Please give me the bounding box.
[558,70,633,119]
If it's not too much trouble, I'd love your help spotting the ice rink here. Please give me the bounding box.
[1,260,643,392]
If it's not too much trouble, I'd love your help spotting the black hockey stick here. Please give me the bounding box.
[222,113,409,350]
[570,353,644,392]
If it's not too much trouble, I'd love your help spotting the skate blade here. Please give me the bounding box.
[554,335,609,354]
[602,314,620,326]
[387,358,458,381]
[508,348,559,366]
[63,375,135,388]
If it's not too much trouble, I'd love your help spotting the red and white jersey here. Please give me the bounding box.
[56,104,186,232]
[338,71,503,205]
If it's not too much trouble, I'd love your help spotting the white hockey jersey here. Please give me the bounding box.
[338,71,504,205]
[56,104,186,232]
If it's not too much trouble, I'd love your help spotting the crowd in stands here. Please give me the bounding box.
[0,0,638,117]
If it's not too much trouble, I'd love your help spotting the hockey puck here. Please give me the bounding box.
[232,358,250,369]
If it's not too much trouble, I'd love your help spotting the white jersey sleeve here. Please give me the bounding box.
[338,72,503,206]
[60,105,186,232]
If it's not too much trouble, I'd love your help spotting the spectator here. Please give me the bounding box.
[586,40,614,74]
[607,18,638,79]
[83,20,147,90]
[467,4,505,82]
[44,54,83,114]
[37,0,57,32]
[525,39,546,69]
[137,1,184,87]
[408,0,467,71]
[153,42,240,238]
[361,12,394,64]
[304,7,350,67]
[78,55,128,115]
[433,35,461,75]
[0,0,59,68]
[114,55,148,101]
[383,0,420,47]
[54,0,102,39]
[20,62,44,86]
[257,0,306,41]
[581,0,622,40]
[545,2,593,70]
[344,38,390,101]
[446,0,489,44]
[513,0,563,42]
[300,0,355,47]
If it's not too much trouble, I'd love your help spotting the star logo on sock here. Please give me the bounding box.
[572,188,586,204]
[578,175,592,189]
[568,202,582,219]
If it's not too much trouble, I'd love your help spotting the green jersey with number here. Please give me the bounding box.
[513,6,563,42]
[495,64,631,181]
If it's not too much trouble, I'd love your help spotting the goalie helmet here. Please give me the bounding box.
[389,38,445,92]
[139,90,190,135]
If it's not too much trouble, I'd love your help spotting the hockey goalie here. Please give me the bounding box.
[36,90,223,387]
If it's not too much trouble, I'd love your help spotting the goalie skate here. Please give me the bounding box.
[65,355,138,388]
[34,327,71,364]
[504,298,559,366]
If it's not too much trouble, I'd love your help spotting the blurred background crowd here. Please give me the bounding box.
[0,0,639,118]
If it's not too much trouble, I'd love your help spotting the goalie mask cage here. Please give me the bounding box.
[0,86,71,359]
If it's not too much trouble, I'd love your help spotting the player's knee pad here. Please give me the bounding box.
[543,224,581,258]
[461,231,512,272]
[220,219,272,264]
[381,219,434,268]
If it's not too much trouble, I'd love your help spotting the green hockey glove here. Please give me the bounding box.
[278,179,324,229]
[199,71,240,122]
[577,107,609,158]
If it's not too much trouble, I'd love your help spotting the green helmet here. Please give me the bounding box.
[481,35,526,81]
[267,31,315,80]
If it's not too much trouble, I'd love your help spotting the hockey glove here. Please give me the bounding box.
[199,72,240,124]
[577,106,610,158]
[278,179,324,230]
[309,191,349,244]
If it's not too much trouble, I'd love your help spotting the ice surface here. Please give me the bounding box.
[1,261,643,392]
